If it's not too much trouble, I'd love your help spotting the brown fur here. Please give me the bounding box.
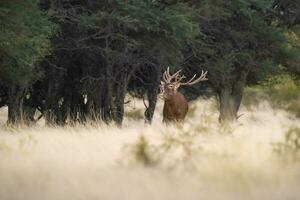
[160,67,208,123]
[163,92,188,123]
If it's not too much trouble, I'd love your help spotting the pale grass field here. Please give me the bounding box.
[0,98,299,200]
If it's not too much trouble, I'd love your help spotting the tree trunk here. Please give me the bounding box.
[144,87,158,124]
[113,74,128,126]
[102,66,113,123]
[7,85,25,125]
[218,87,238,123]
[218,70,248,123]
[114,86,126,126]
[22,97,37,125]
[144,66,160,124]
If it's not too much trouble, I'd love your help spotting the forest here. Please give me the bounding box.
[1,0,299,125]
[0,0,300,200]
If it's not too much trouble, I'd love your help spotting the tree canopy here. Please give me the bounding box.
[0,0,299,125]
[182,0,300,121]
[0,0,54,85]
[0,0,54,123]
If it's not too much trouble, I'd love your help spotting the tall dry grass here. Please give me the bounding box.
[0,98,299,200]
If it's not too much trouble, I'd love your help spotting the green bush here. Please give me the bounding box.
[243,75,300,117]
[286,100,300,118]
[274,127,300,161]
[131,136,158,166]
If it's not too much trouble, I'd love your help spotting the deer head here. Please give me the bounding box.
[160,67,208,99]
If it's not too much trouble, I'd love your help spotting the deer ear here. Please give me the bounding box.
[160,81,164,85]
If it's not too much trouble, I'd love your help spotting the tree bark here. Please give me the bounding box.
[218,70,248,123]
[218,86,238,123]
[114,82,126,126]
[22,97,37,125]
[144,87,158,124]
[7,85,25,125]
[144,66,160,124]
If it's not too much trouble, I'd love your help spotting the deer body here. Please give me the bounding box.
[163,92,188,122]
[160,67,208,123]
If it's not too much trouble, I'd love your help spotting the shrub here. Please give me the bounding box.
[131,135,158,166]
[274,127,300,161]
[243,75,300,117]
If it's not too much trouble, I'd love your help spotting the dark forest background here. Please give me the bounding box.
[0,0,299,126]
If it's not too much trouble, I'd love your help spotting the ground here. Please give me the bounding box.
[0,98,299,200]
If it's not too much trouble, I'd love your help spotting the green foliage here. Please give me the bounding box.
[274,0,300,29]
[243,75,300,117]
[79,0,200,66]
[191,0,298,85]
[131,135,158,166]
[282,31,300,82]
[1,0,299,124]
[0,0,55,85]
[274,127,300,161]
[117,1,199,42]
[179,0,300,122]
[129,130,197,167]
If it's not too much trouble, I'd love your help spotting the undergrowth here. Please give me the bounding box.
[274,127,300,161]
[243,75,300,117]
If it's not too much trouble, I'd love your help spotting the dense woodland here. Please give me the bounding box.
[0,0,299,125]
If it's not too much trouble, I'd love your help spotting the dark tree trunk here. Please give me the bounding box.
[218,86,238,122]
[114,79,127,126]
[22,97,37,125]
[102,79,113,123]
[85,80,102,121]
[69,92,85,123]
[143,65,160,124]
[7,85,25,125]
[218,70,247,123]
[144,87,158,124]
[44,71,63,125]
[56,98,69,125]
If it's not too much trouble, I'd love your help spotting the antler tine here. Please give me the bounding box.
[162,71,168,82]
[163,66,182,83]
[168,69,182,82]
[180,74,197,85]
[175,73,185,83]
[180,70,208,86]
[162,67,170,82]
[163,67,188,83]
[167,67,170,77]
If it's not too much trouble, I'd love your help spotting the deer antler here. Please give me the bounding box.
[179,70,208,86]
[162,67,182,83]
[162,67,208,87]
[175,74,186,83]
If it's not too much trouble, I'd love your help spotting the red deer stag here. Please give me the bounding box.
[160,67,208,123]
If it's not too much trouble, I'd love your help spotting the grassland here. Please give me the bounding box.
[0,96,300,200]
